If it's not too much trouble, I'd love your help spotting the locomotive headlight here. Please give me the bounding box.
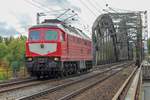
[54,57,59,61]
[27,57,32,61]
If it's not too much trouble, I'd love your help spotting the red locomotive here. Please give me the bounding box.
[25,19,92,78]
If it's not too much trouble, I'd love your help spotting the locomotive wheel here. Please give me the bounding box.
[58,71,64,78]
[54,71,60,78]
[37,74,41,79]
[73,63,78,74]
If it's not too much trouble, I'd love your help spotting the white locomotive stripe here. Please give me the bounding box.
[29,43,57,55]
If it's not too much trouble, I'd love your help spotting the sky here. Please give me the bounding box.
[0,0,149,37]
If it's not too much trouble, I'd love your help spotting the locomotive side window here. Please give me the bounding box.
[29,31,40,41]
[45,30,58,40]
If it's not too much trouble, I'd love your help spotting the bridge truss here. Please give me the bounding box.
[92,11,147,65]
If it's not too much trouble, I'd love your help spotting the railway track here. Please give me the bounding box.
[0,79,52,93]
[0,78,68,100]
[17,62,131,100]
[0,72,90,94]
[0,78,36,88]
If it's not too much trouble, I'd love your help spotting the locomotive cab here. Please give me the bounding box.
[27,28,64,56]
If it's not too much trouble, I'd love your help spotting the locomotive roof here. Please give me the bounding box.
[29,22,91,41]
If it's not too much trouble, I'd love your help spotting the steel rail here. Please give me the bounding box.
[0,78,36,88]
[17,63,130,100]
[58,64,130,100]
[0,79,55,93]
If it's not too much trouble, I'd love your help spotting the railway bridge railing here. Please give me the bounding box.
[142,64,150,80]
[112,64,142,100]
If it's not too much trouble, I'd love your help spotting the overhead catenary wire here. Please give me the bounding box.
[31,0,76,20]
[33,0,71,12]
[56,9,71,19]
[79,0,97,16]
[24,0,49,12]
[58,1,91,32]
[33,1,54,11]
[94,0,105,12]
[87,0,102,14]
[25,0,68,14]
[32,0,56,11]
[25,0,93,33]
[63,13,78,22]
[26,0,75,23]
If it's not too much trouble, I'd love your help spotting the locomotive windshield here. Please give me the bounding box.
[29,31,40,41]
[45,30,58,40]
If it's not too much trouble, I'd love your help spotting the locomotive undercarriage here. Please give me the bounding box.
[26,57,92,78]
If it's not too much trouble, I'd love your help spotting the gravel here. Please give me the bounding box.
[33,65,128,100]
[0,71,100,100]
[71,65,135,100]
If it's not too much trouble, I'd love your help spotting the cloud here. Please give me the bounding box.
[0,22,18,37]
[14,13,32,29]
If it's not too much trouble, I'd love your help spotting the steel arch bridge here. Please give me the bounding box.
[92,14,132,65]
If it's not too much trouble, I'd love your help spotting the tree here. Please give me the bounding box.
[4,36,14,45]
[0,36,3,43]
[0,43,8,59]
[0,35,27,79]
[0,35,27,68]
[6,36,26,70]
[0,43,8,66]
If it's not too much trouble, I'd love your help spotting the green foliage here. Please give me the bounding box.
[147,38,150,55]
[0,35,27,70]
[4,36,14,45]
[0,43,8,60]
[0,36,3,43]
